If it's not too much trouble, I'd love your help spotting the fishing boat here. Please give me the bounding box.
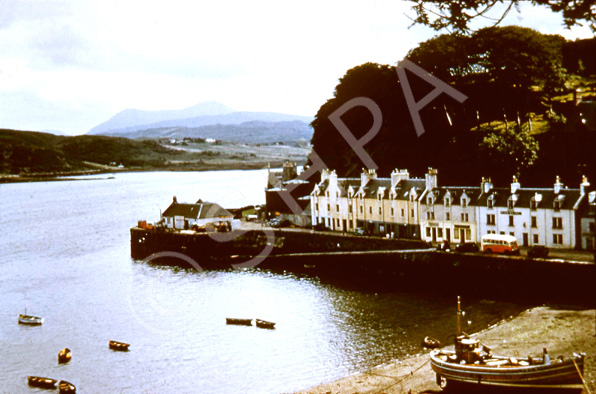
[28,376,57,389]
[430,297,585,391]
[58,380,76,393]
[58,348,72,364]
[109,340,130,351]
[256,319,275,329]
[18,314,44,325]
[226,318,253,326]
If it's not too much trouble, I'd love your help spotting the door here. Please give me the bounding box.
[460,229,466,242]
[432,227,437,242]
[523,233,529,247]
[446,228,451,242]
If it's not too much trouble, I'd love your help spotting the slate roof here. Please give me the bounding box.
[421,186,482,206]
[475,187,585,210]
[316,177,426,200]
[162,201,233,219]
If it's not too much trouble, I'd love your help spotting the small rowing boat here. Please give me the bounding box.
[58,348,72,364]
[28,376,57,389]
[58,380,76,393]
[256,319,275,329]
[226,318,252,326]
[422,336,441,349]
[109,340,130,351]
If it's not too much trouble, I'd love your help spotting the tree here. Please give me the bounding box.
[408,0,596,34]
[477,123,539,182]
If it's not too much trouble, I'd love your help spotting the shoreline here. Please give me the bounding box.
[290,306,595,394]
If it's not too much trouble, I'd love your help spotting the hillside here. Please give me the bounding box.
[101,120,313,145]
[0,128,309,178]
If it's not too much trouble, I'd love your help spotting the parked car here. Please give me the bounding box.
[354,227,365,235]
[437,240,451,251]
[268,218,281,227]
[527,245,549,258]
[455,242,479,253]
[313,223,330,231]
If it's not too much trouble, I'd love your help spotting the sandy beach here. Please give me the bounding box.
[292,306,596,394]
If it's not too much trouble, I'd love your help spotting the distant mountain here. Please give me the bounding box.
[88,101,314,143]
[88,101,236,135]
[102,120,313,145]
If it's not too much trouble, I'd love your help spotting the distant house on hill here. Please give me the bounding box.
[161,197,235,230]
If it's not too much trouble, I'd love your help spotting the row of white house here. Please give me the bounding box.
[310,168,596,250]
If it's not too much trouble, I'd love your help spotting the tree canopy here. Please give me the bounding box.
[408,0,596,34]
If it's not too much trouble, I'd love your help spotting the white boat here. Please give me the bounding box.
[18,314,44,325]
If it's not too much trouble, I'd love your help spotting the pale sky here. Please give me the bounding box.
[0,0,593,135]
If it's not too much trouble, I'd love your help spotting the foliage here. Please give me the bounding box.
[407,0,596,34]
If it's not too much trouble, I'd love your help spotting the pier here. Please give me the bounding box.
[131,227,596,304]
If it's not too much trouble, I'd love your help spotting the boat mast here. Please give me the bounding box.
[457,295,462,335]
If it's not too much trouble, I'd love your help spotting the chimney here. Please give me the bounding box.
[361,168,377,187]
[391,168,410,187]
[173,196,177,203]
[282,161,297,182]
[480,177,493,194]
[511,175,520,194]
[580,175,590,195]
[321,169,331,182]
[554,176,563,194]
[425,168,438,190]
[329,170,338,188]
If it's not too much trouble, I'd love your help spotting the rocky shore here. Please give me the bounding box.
[292,306,595,394]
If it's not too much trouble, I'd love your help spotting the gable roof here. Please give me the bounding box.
[421,186,481,206]
[162,201,232,219]
[474,187,584,210]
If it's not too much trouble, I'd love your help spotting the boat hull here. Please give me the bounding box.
[226,318,253,326]
[256,319,275,329]
[58,380,76,393]
[18,314,44,325]
[28,376,57,389]
[58,348,72,364]
[431,350,584,390]
[109,340,130,351]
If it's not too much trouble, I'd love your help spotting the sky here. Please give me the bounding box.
[0,0,593,135]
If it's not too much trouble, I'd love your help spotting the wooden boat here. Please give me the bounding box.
[430,297,585,391]
[18,314,44,325]
[28,376,57,389]
[256,319,275,329]
[226,318,252,326]
[109,340,130,351]
[58,380,76,393]
[421,336,441,349]
[58,347,72,364]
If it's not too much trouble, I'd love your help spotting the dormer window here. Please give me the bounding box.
[445,197,451,207]
[487,197,494,209]
[554,197,563,211]
[461,197,468,208]
[530,199,537,210]
[326,191,330,198]
[508,195,517,209]
[427,196,433,205]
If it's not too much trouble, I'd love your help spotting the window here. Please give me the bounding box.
[466,229,471,240]
[554,200,561,211]
[509,232,514,236]
[427,197,433,205]
[336,192,339,198]
[461,213,469,222]
[508,199,514,209]
[531,216,537,228]
[427,212,435,220]
[533,234,539,244]
[500,231,505,235]
[369,207,372,214]
[378,207,382,215]
[326,191,329,197]
[446,212,451,221]
[488,198,494,209]
[391,207,394,216]
[590,222,595,233]
[445,198,451,207]
[530,200,537,210]
[438,228,443,238]
[426,227,431,237]
[401,208,405,217]
[488,230,496,234]
[462,198,468,208]
[315,203,319,211]
[487,214,495,225]
[553,234,563,244]
[327,204,330,212]
[509,215,514,226]
[360,206,363,214]
[336,204,339,212]
[411,209,415,218]
[349,205,353,214]
[552,217,563,229]
[336,218,340,227]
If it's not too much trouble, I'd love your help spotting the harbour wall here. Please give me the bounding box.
[130,228,595,305]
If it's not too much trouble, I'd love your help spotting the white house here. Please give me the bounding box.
[474,176,590,249]
[161,197,235,230]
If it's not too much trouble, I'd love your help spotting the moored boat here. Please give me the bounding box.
[58,347,72,364]
[18,314,44,325]
[58,380,76,393]
[28,376,57,389]
[256,319,275,329]
[430,297,585,391]
[421,336,441,349]
[226,318,252,326]
[109,340,130,351]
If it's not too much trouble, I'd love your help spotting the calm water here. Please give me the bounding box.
[0,170,526,394]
